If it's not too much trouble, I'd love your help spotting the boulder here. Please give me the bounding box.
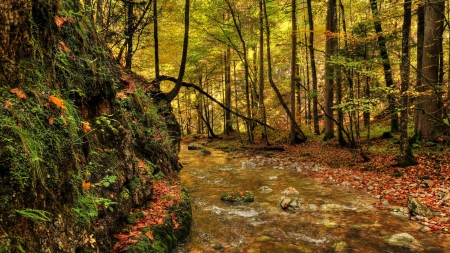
[407,197,433,218]
[383,233,422,251]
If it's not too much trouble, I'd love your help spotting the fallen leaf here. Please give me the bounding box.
[4,101,14,108]
[49,117,54,125]
[82,121,91,133]
[82,181,91,190]
[48,95,67,109]
[55,15,65,27]
[10,88,27,100]
[145,231,154,244]
[59,41,71,53]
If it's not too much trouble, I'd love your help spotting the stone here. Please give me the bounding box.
[187,144,202,150]
[278,196,305,213]
[383,233,422,251]
[422,180,434,188]
[268,176,277,180]
[200,149,211,156]
[407,197,433,218]
[257,186,273,194]
[221,190,254,203]
[367,186,374,191]
[281,187,299,196]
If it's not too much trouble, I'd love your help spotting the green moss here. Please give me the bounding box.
[127,212,145,225]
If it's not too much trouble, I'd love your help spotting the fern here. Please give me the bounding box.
[15,208,52,223]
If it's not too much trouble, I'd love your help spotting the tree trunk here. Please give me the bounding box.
[415,0,445,142]
[125,1,134,69]
[166,0,190,101]
[399,0,417,166]
[224,21,234,135]
[323,0,337,141]
[370,0,399,133]
[154,0,160,80]
[263,0,307,143]
[290,0,298,144]
[259,0,269,145]
[225,0,254,143]
[306,0,320,135]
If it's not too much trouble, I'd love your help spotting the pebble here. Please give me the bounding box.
[367,186,374,191]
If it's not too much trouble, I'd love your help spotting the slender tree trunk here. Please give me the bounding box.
[259,0,269,145]
[290,0,298,144]
[399,0,417,166]
[225,0,253,143]
[224,15,234,135]
[263,0,307,143]
[154,0,160,80]
[306,0,320,135]
[125,2,134,69]
[414,4,424,134]
[166,0,190,101]
[323,0,337,141]
[370,0,399,133]
[415,0,445,142]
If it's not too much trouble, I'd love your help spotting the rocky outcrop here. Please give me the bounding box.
[0,1,190,252]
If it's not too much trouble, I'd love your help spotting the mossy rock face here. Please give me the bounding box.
[125,189,192,253]
[407,197,433,218]
[221,190,254,203]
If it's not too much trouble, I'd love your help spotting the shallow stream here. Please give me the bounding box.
[174,146,450,252]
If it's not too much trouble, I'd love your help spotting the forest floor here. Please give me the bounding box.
[182,131,450,234]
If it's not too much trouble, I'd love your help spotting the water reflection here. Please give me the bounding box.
[174,146,450,252]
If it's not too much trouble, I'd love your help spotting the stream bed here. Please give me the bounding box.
[174,146,450,252]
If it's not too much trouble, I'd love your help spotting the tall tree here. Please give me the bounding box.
[154,0,160,79]
[259,0,269,145]
[306,0,320,135]
[263,0,307,143]
[224,12,234,135]
[370,0,399,133]
[290,0,298,144]
[166,0,190,101]
[415,0,446,141]
[323,0,338,141]
[399,0,417,166]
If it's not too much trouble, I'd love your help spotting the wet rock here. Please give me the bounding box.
[421,180,434,188]
[258,186,273,193]
[383,233,422,251]
[281,187,299,196]
[187,144,202,150]
[221,190,254,203]
[278,196,305,213]
[268,176,278,180]
[407,197,433,218]
[200,149,211,156]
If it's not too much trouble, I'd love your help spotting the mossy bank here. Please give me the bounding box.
[0,0,191,252]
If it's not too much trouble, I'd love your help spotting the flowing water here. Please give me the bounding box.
[174,146,450,252]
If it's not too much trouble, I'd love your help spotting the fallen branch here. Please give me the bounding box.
[153,75,274,130]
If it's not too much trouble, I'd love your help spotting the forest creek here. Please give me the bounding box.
[2,0,450,252]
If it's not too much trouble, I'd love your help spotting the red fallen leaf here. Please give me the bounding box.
[4,100,14,108]
[60,41,71,53]
[55,15,65,27]
[10,88,27,100]
[82,181,91,190]
[145,231,154,244]
[239,191,246,196]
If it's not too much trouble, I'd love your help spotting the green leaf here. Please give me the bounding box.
[103,181,110,187]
